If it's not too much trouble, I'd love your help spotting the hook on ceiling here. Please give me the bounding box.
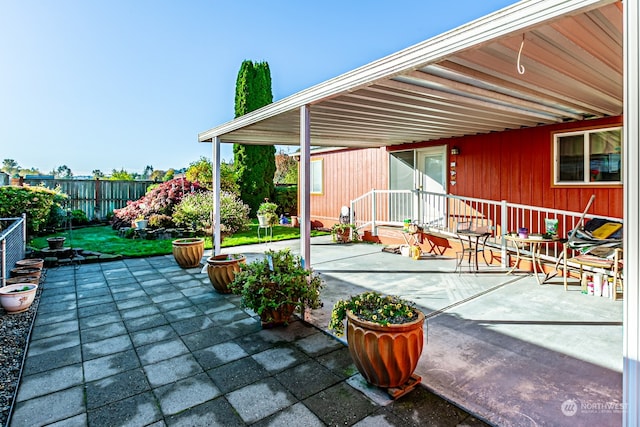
[517,34,526,75]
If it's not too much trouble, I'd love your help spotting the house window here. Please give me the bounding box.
[554,127,622,185]
[310,159,323,194]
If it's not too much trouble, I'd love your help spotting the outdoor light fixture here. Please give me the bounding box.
[450,147,460,156]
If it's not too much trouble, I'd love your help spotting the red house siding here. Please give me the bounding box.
[309,147,388,228]
[443,116,623,218]
[309,116,623,227]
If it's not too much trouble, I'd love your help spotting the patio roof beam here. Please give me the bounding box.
[400,70,585,120]
[428,61,600,117]
[314,99,539,129]
[455,49,622,116]
[374,78,566,123]
[327,94,550,128]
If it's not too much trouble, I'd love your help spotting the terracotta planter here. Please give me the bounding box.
[260,303,297,328]
[0,283,38,314]
[16,258,44,270]
[47,237,66,250]
[6,276,40,285]
[346,309,425,388]
[172,238,205,268]
[10,267,41,281]
[206,254,246,293]
[333,229,351,243]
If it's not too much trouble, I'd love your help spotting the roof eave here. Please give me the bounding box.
[197,0,616,144]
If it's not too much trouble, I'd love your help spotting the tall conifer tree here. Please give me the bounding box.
[233,60,276,214]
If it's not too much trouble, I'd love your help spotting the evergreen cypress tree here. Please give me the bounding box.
[233,60,277,215]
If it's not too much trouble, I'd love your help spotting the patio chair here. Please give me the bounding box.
[338,206,353,224]
[454,220,491,273]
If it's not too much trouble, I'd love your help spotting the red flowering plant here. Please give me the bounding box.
[111,178,204,229]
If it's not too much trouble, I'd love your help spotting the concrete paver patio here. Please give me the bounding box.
[10,236,623,426]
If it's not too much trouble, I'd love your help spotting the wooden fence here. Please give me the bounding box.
[21,178,154,220]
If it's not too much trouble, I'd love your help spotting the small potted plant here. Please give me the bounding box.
[134,215,148,230]
[0,283,39,314]
[46,236,66,250]
[329,291,425,388]
[331,223,359,243]
[257,200,279,228]
[229,248,324,328]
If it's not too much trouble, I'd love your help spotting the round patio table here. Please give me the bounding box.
[504,234,563,285]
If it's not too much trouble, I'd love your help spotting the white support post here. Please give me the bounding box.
[500,200,508,268]
[370,188,376,236]
[299,105,311,268]
[212,137,222,256]
[623,0,639,425]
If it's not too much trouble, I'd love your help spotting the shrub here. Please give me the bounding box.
[0,185,66,234]
[274,185,297,216]
[148,214,174,229]
[173,191,214,234]
[218,192,251,235]
[173,191,250,236]
[71,209,89,226]
[111,178,204,229]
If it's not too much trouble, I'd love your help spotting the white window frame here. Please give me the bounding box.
[553,126,623,186]
[310,158,323,195]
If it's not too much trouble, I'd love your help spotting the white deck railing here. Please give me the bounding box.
[350,189,622,266]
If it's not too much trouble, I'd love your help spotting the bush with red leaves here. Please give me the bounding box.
[111,178,205,230]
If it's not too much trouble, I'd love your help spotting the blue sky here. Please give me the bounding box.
[1,0,517,176]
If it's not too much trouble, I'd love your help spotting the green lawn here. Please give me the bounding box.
[29,223,329,257]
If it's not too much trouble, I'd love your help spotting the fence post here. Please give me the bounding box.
[94,178,101,220]
[1,237,5,287]
[371,189,377,236]
[501,200,508,268]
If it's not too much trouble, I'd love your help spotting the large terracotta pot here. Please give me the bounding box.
[6,276,40,285]
[346,309,425,388]
[0,283,38,314]
[260,303,297,328]
[10,267,41,281]
[172,238,205,268]
[206,254,246,293]
[16,258,44,270]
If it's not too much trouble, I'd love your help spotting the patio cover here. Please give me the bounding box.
[199,0,622,148]
[198,0,639,424]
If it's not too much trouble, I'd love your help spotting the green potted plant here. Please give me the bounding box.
[0,283,39,314]
[134,215,148,230]
[329,291,425,388]
[229,248,324,328]
[331,223,359,243]
[257,201,279,227]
